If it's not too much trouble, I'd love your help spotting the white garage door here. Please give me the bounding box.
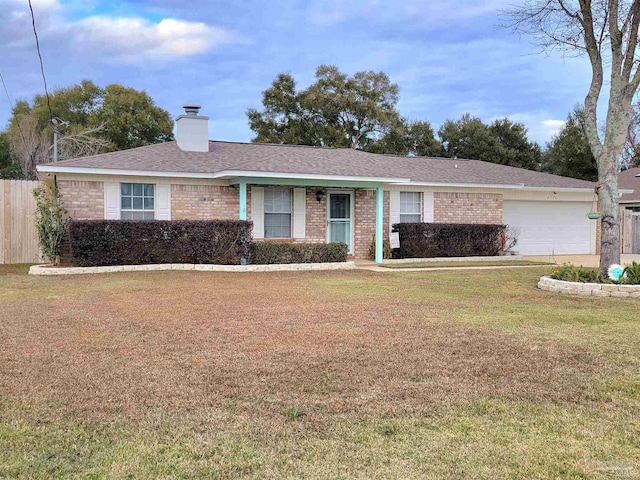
[503,201,595,255]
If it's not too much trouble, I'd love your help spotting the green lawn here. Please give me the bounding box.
[1,265,639,479]
[380,260,553,268]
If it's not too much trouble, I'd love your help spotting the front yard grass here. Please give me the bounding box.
[1,265,639,478]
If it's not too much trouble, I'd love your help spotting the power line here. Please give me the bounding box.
[28,0,53,124]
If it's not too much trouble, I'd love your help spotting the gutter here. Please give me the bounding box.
[35,165,600,192]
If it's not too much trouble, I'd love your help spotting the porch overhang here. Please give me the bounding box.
[228,174,390,263]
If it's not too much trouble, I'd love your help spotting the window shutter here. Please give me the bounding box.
[156,184,171,220]
[423,192,434,223]
[104,183,120,219]
[251,187,265,239]
[293,188,306,239]
[389,190,400,234]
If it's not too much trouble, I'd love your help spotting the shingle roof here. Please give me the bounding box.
[42,140,596,190]
[619,167,640,202]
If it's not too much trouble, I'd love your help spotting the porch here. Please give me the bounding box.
[230,177,388,262]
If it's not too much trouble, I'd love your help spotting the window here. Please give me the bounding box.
[400,192,422,223]
[264,188,292,238]
[121,183,155,220]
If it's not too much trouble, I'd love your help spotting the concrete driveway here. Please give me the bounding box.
[525,254,640,267]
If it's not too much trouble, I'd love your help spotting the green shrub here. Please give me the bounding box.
[68,220,253,266]
[549,263,600,283]
[250,242,348,264]
[33,184,68,265]
[392,223,505,258]
[622,261,640,285]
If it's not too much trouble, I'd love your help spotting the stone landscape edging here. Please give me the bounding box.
[29,261,356,276]
[382,255,524,264]
[538,276,640,298]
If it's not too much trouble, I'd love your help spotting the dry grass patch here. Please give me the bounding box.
[1,266,639,478]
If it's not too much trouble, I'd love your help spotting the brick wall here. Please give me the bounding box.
[434,192,503,224]
[304,187,327,243]
[171,184,238,220]
[354,189,376,259]
[57,180,104,220]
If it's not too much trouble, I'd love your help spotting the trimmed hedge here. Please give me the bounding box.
[250,242,348,264]
[392,223,506,259]
[68,220,252,267]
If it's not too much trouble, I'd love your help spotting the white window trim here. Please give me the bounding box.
[120,182,156,220]
[264,187,293,239]
[399,191,422,223]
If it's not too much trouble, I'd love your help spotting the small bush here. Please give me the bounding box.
[34,184,68,265]
[392,223,505,259]
[550,263,601,283]
[250,242,348,264]
[622,262,640,285]
[68,220,252,267]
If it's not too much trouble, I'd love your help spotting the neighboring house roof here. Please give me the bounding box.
[619,167,640,203]
[39,140,597,191]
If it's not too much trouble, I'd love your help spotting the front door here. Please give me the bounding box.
[327,191,353,254]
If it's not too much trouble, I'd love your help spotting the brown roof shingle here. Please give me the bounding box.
[43,140,596,190]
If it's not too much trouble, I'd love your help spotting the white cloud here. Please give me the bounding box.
[540,119,566,138]
[72,16,231,60]
[0,0,232,61]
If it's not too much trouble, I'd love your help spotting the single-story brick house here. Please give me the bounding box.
[37,105,601,262]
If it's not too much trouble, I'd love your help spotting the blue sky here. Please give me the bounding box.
[0,0,593,146]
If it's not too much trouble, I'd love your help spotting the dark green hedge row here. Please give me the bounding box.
[392,223,506,258]
[250,242,348,264]
[69,220,253,266]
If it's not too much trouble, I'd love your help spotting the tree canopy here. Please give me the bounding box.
[438,114,541,169]
[247,65,440,156]
[541,107,598,181]
[2,80,174,178]
[8,80,174,153]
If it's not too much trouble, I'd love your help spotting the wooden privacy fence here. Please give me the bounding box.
[0,180,41,264]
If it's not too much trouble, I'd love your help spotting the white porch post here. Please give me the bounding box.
[239,180,247,220]
[375,185,384,263]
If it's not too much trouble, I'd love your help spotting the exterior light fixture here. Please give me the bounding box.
[316,190,324,203]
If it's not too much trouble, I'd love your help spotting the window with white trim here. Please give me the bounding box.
[264,188,292,238]
[121,183,155,220]
[400,191,422,223]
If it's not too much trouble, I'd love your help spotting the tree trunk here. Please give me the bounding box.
[596,146,621,275]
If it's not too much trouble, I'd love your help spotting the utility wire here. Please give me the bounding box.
[0,71,29,153]
[28,0,53,124]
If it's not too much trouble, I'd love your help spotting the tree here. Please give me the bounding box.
[91,84,174,150]
[0,131,22,179]
[506,1,640,274]
[542,107,598,181]
[247,65,406,151]
[438,114,541,168]
[8,80,173,155]
[366,120,441,156]
[8,112,50,179]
